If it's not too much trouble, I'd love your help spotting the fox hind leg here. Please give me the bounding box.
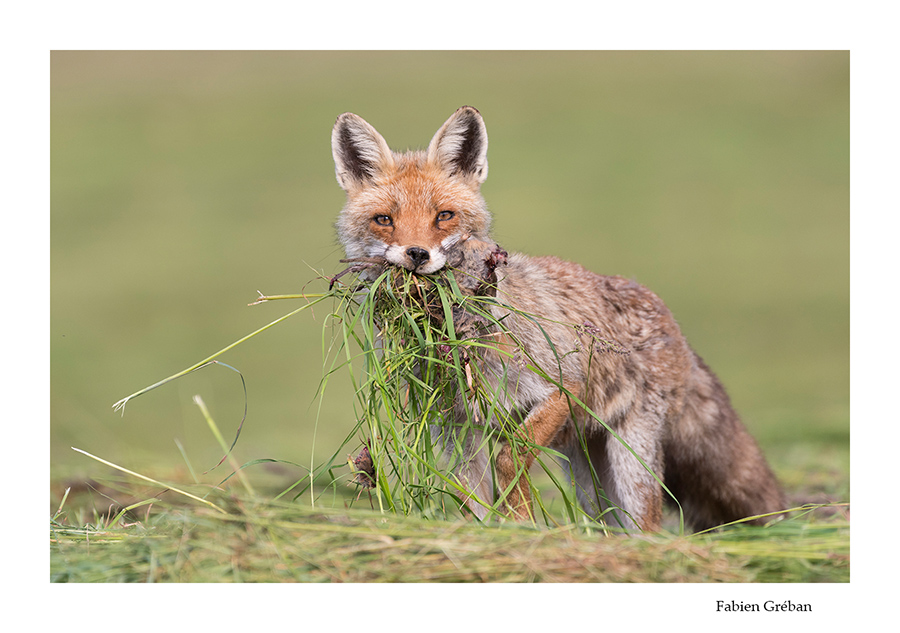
[663,353,786,531]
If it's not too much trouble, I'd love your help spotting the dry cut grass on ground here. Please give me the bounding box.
[50,490,848,583]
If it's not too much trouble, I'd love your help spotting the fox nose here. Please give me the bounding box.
[406,247,430,269]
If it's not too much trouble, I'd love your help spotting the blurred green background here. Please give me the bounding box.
[51,51,848,499]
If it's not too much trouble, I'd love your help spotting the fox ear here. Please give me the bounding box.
[427,106,488,185]
[332,113,395,191]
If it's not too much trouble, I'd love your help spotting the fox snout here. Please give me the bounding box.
[385,243,447,274]
[406,247,431,269]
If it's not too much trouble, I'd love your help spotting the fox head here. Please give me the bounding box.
[331,106,492,274]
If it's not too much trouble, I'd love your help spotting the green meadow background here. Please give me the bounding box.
[51,51,848,506]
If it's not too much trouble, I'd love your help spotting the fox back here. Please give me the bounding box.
[331,106,785,531]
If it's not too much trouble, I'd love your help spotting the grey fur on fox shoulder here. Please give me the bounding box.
[331,106,785,532]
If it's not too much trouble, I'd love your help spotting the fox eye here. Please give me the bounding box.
[436,210,455,221]
[373,215,393,226]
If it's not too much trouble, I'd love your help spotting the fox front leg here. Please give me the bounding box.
[494,387,577,521]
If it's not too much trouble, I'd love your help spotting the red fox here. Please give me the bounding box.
[331,106,785,532]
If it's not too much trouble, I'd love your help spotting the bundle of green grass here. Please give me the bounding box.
[329,236,548,522]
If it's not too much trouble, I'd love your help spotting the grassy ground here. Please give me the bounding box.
[51,480,847,583]
[50,51,849,582]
